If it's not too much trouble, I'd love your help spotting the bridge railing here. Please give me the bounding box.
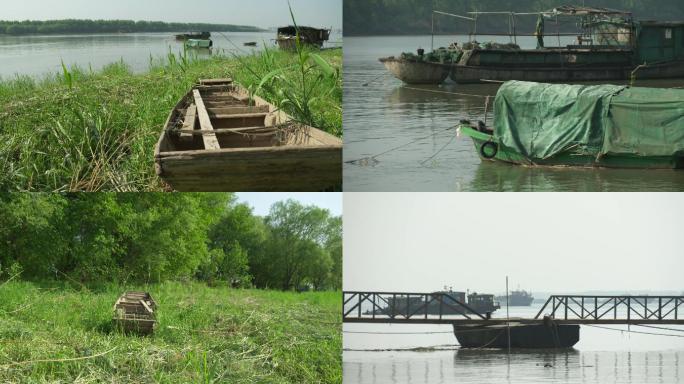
[343,291,487,322]
[535,295,684,322]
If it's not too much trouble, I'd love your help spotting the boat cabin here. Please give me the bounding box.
[636,21,684,63]
[276,26,331,49]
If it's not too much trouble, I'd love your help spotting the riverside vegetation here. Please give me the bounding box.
[0,193,342,383]
[0,46,342,192]
[0,281,340,383]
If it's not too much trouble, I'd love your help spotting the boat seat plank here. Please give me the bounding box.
[193,90,222,151]
[180,104,198,142]
[212,112,269,119]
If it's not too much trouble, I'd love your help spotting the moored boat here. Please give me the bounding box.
[382,6,684,84]
[454,322,580,349]
[460,81,684,169]
[176,31,211,41]
[276,26,331,50]
[185,39,213,49]
[154,79,342,191]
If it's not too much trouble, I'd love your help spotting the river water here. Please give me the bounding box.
[343,35,684,192]
[344,303,684,384]
[0,31,342,78]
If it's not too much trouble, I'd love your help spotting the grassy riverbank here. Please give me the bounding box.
[0,281,341,383]
[0,48,341,192]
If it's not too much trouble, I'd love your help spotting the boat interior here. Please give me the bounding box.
[158,80,334,153]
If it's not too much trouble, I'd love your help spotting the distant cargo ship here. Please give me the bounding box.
[368,288,500,317]
[496,290,534,306]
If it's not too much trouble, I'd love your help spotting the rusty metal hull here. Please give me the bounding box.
[380,58,450,84]
[451,60,684,84]
[454,323,580,349]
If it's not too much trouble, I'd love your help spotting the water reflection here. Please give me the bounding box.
[344,349,683,384]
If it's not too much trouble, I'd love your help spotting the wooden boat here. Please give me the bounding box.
[379,57,450,84]
[244,42,257,47]
[276,26,331,50]
[460,81,684,169]
[176,32,211,41]
[155,79,342,191]
[113,292,157,335]
[185,39,213,49]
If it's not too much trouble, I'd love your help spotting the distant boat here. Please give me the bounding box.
[496,290,534,306]
[176,32,211,41]
[185,39,213,49]
[366,289,501,316]
[244,42,257,47]
[276,26,331,50]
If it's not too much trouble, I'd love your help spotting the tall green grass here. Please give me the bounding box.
[0,47,342,192]
[0,281,341,383]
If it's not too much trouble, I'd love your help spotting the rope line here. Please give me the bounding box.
[345,127,456,165]
[585,324,684,338]
[402,86,494,99]
[344,331,453,335]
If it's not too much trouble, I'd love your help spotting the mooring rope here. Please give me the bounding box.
[402,86,494,99]
[344,331,454,335]
[633,324,684,333]
[585,324,684,338]
[345,126,456,166]
[0,347,118,369]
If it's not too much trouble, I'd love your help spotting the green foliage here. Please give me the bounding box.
[343,0,684,36]
[0,194,342,291]
[0,49,342,192]
[0,281,341,383]
[0,19,263,36]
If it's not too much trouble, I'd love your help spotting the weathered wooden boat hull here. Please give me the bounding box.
[461,126,683,169]
[155,80,342,191]
[114,292,157,335]
[454,323,580,349]
[379,58,450,84]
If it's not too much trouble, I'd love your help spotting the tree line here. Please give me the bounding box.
[343,0,684,36]
[0,193,341,291]
[0,19,264,36]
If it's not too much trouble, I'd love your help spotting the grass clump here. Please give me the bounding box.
[0,47,342,192]
[0,281,341,383]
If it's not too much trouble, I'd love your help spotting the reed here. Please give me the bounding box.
[0,47,341,192]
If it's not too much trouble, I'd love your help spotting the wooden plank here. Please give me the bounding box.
[140,299,154,314]
[180,104,197,142]
[193,89,221,150]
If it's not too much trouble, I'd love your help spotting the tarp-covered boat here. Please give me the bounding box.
[460,81,684,169]
[155,79,342,191]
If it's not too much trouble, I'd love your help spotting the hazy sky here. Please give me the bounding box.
[236,192,342,217]
[1,0,341,29]
[344,193,683,294]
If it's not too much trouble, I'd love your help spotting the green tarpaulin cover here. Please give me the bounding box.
[493,81,684,160]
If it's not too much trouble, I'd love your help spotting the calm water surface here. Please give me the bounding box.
[343,35,684,191]
[344,304,684,384]
[0,31,342,78]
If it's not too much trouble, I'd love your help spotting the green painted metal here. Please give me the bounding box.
[636,22,684,63]
[185,39,212,49]
[460,125,681,169]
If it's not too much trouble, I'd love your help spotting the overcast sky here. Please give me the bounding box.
[344,193,684,294]
[1,0,341,29]
[236,192,342,217]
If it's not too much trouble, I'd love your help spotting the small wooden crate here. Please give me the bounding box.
[113,291,157,335]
